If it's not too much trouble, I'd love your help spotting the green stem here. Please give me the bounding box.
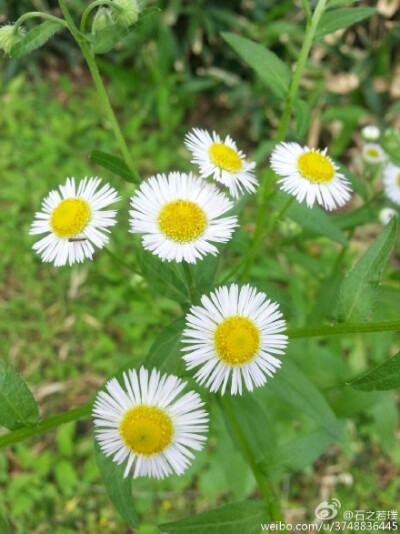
[287,320,400,339]
[240,196,294,279]
[13,11,67,32]
[80,0,119,33]
[103,246,139,275]
[182,261,196,303]
[245,0,329,278]
[220,398,285,525]
[0,403,92,449]
[58,0,138,176]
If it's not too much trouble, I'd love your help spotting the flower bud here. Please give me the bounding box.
[92,8,115,35]
[111,0,141,28]
[361,125,380,142]
[0,24,24,55]
[379,207,397,226]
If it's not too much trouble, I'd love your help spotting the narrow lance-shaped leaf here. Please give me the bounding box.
[0,360,39,430]
[348,351,400,392]
[10,21,63,58]
[143,316,186,374]
[315,7,375,40]
[95,442,139,527]
[160,500,269,534]
[337,218,397,323]
[90,151,139,184]
[293,100,311,141]
[221,33,291,99]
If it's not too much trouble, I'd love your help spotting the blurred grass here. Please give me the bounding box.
[0,1,400,532]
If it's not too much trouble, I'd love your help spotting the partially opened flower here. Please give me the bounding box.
[362,143,386,164]
[129,172,237,263]
[184,128,257,198]
[361,125,380,142]
[270,142,352,211]
[30,177,120,267]
[379,207,397,225]
[182,284,288,395]
[383,162,400,205]
[93,367,209,479]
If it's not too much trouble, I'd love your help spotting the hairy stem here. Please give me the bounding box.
[80,0,118,32]
[13,11,67,32]
[58,0,138,176]
[245,0,329,277]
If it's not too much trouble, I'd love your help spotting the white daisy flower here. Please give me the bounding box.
[30,177,120,267]
[362,143,386,164]
[361,125,380,142]
[379,207,397,226]
[93,367,209,479]
[129,172,237,263]
[383,162,400,205]
[182,284,288,395]
[184,128,257,198]
[270,142,352,211]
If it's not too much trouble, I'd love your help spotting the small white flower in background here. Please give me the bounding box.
[361,143,386,164]
[93,367,209,479]
[379,207,397,225]
[0,24,24,54]
[361,125,380,142]
[182,284,288,395]
[111,0,140,27]
[184,128,257,199]
[129,172,237,263]
[383,162,400,205]
[270,142,352,211]
[30,177,120,267]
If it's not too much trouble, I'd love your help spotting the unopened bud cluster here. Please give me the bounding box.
[0,24,24,54]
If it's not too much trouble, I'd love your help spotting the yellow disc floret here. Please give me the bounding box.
[214,316,260,365]
[297,151,335,183]
[397,173,400,187]
[50,198,91,238]
[119,405,174,456]
[158,200,207,242]
[366,148,380,158]
[209,143,243,172]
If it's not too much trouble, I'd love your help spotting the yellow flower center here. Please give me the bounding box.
[209,143,243,173]
[119,405,174,456]
[50,198,91,238]
[397,173,400,187]
[366,148,380,158]
[158,200,207,242]
[214,316,260,365]
[297,152,335,183]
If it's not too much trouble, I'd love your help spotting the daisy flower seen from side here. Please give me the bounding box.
[361,125,380,142]
[30,177,120,267]
[182,284,288,395]
[184,128,257,198]
[270,142,352,211]
[93,367,209,479]
[362,143,386,164]
[129,172,237,263]
[383,162,400,205]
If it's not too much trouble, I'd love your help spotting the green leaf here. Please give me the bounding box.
[221,33,291,99]
[348,351,400,391]
[259,424,345,479]
[337,218,397,323]
[10,21,63,58]
[143,316,185,374]
[381,128,400,167]
[0,360,39,430]
[136,248,189,303]
[274,193,348,245]
[190,254,220,295]
[222,395,275,463]
[265,359,343,439]
[293,100,311,141]
[160,500,268,534]
[0,512,10,534]
[315,7,375,40]
[90,151,139,184]
[95,442,139,527]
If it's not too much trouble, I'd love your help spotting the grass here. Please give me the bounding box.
[1,28,400,532]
